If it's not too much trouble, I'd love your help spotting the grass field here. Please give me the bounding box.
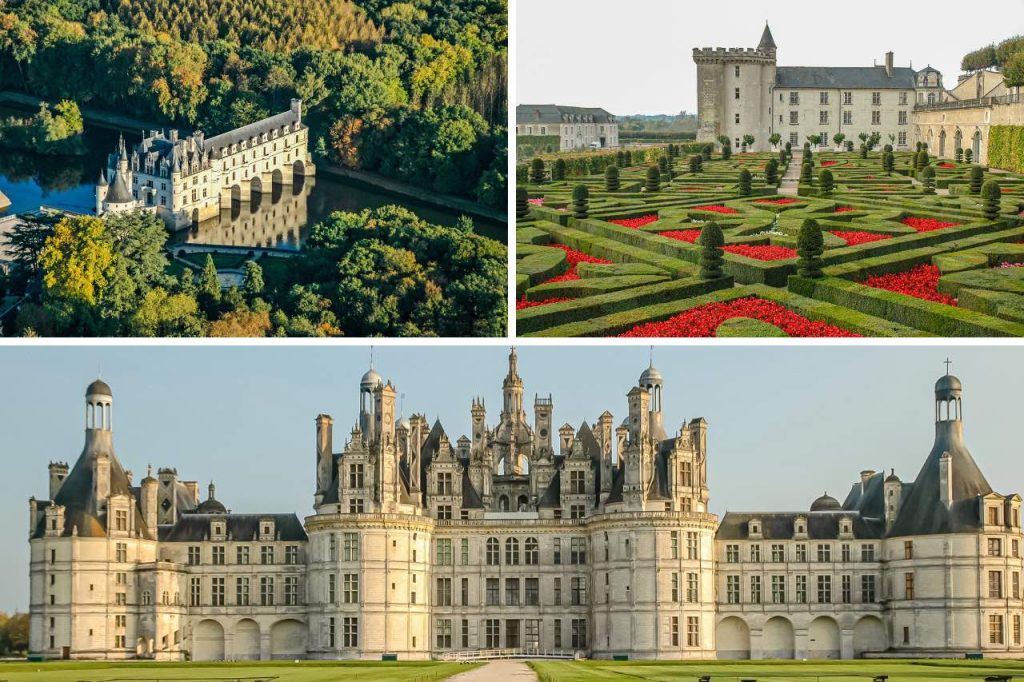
[529,659,1024,682]
[0,660,476,682]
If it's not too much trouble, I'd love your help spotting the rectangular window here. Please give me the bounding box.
[872,92,881,106]
[190,577,201,606]
[188,546,201,565]
[871,111,881,125]
[525,578,539,606]
[817,544,831,562]
[843,111,853,125]
[570,504,585,520]
[211,546,224,565]
[285,545,299,565]
[342,573,358,603]
[437,539,452,566]
[436,577,452,606]
[789,92,799,105]
[843,91,853,105]
[571,619,588,649]
[460,538,469,565]
[771,544,785,562]
[671,616,679,647]
[726,545,739,563]
[789,111,799,125]
[819,91,829,105]
[284,576,299,605]
[750,575,762,604]
[461,577,469,605]
[989,571,1003,599]
[571,577,587,606]
[115,509,127,531]
[727,575,740,604]
[671,573,679,602]
[554,577,562,606]
[990,614,1005,644]
[343,617,358,648]
[570,538,587,564]
[211,577,224,606]
[1014,572,1020,599]
[670,531,679,559]
[817,575,832,603]
[899,91,908,105]
[735,87,741,100]
[260,577,274,606]
[898,131,907,146]
[436,619,452,649]
[771,575,786,604]
[328,574,337,604]
[485,619,500,648]
[349,499,364,513]
[795,544,807,562]
[261,546,274,565]
[237,546,250,564]
[687,572,699,602]
[486,578,499,606]
[349,463,363,488]
[734,113,740,125]
[789,132,799,146]
[861,544,875,562]
[462,619,469,648]
[862,574,876,603]
[904,572,914,600]
[236,577,250,605]
[1015,615,1022,645]
[437,472,452,495]
[553,538,562,565]
[841,574,852,603]
[686,532,698,560]
[343,533,359,561]
[904,541,913,560]
[749,544,761,563]
[819,111,828,125]
[898,111,908,125]
[735,66,741,78]
[687,616,700,647]
[989,538,1003,556]
[841,544,851,562]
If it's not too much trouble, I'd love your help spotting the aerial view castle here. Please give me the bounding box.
[95,99,315,229]
[27,354,1024,660]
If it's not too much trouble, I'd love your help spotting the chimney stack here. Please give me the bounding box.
[885,51,894,78]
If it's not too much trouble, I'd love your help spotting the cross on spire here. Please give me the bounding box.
[944,357,953,375]
[369,345,374,369]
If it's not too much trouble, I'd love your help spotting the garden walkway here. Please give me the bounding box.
[448,659,539,682]
[778,151,803,195]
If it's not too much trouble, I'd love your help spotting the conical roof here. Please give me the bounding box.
[758,23,777,51]
[105,170,134,205]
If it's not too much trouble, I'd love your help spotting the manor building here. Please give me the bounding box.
[516,105,619,150]
[27,357,1024,661]
[95,100,315,230]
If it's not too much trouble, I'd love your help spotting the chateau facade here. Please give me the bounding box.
[95,100,315,230]
[694,25,945,152]
[516,105,619,150]
[27,355,1024,661]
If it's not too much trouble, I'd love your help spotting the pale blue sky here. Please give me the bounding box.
[516,0,1017,115]
[1,345,1023,612]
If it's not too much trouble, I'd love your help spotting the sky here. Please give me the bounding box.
[1,344,1024,612]
[515,0,1019,115]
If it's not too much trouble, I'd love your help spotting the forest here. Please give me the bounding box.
[0,0,507,207]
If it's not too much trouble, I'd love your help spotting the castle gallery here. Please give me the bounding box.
[27,352,1024,661]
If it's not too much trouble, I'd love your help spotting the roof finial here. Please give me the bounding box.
[944,357,952,375]
[649,345,654,368]
[369,345,374,370]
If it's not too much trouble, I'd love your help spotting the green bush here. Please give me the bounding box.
[645,165,661,192]
[922,166,936,195]
[516,187,528,218]
[529,158,546,184]
[797,218,824,278]
[658,155,671,178]
[551,158,567,181]
[883,151,895,174]
[859,144,868,159]
[819,169,834,195]
[778,148,787,165]
[698,221,725,279]
[738,168,752,196]
[988,125,1024,172]
[965,148,974,163]
[689,155,701,173]
[982,180,1002,220]
[800,162,812,185]
[721,143,732,160]
[572,184,589,219]
[970,166,984,194]
[765,158,779,184]
[604,164,620,191]
[955,147,964,163]
[702,143,713,160]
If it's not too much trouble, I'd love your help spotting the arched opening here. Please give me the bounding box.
[517,494,529,511]
[250,175,263,196]
[498,495,509,511]
[292,159,305,179]
[715,617,750,660]
[230,184,242,205]
[954,129,963,154]
[762,617,795,659]
[808,616,841,659]
[193,619,225,661]
[270,619,307,659]
[853,616,887,657]
[939,129,947,157]
[233,618,260,660]
[973,130,983,161]
[292,172,306,196]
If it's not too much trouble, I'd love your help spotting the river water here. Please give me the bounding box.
[0,110,505,248]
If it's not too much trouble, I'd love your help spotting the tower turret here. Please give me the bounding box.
[315,414,333,506]
[502,348,525,418]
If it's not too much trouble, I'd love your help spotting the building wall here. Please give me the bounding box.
[774,87,914,150]
[913,99,1024,165]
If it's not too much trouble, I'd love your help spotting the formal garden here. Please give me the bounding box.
[515,142,1024,337]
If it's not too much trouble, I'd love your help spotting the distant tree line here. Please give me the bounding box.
[0,612,28,655]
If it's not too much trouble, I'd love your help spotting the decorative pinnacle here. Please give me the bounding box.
[944,358,952,375]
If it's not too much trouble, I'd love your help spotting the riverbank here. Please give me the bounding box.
[0,91,165,133]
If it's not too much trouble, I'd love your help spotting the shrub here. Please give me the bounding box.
[778,148,787,165]
[989,125,1024,173]
[701,143,713,160]
[551,158,567,181]
[918,150,930,172]
[658,155,672,179]
[819,169,834,195]
[982,180,1002,220]
[721,143,732,160]
[800,162,812,185]
[797,218,824,278]
[922,166,936,194]
[883,144,893,153]
[738,168,752,196]
[572,184,590,219]
[955,147,964,163]
[688,155,701,173]
[765,158,779,184]
[645,165,661,192]
[883,151,895,174]
[698,221,725,279]
[785,141,792,155]
[965,148,974,163]
[604,164,620,191]
[970,166,984,194]
[516,187,529,218]
[529,158,546,183]
[845,140,854,152]
[859,144,868,159]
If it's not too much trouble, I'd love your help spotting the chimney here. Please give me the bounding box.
[184,481,200,504]
[49,462,69,500]
[141,475,158,532]
[859,469,875,495]
[290,98,302,123]
[315,414,333,502]
[885,51,894,78]
[939,451,953,508]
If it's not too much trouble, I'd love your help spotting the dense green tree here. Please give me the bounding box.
[768,133,781,149]
[689,155,701,173]
[552,158,567,181]
[965,148,974,163]
[645,165,660,192]
[243,260,265,298]
[697,222,725,280]
[859,144,868,159]
[796,219,824,278]
[604,164,620,191]
[529,157,545,184]
[970,166,984,194]
[955,147,964,163]
[883,151,895,174]
[922,166,936,195]
[721,143,731,160]
[198,254,221,312]
[765,158,778,184]
[737,168,752,196]
[818,169,834,195]
[572,184,589,219]
[800,162,812,185]
[982,180,1002,220]
[701,143,712,161]
[516,186,529,217]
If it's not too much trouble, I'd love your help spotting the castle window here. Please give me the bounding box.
[486,538,500,565]
[734,114,740,125]
[819,111,828,125]
[735,66,740,78]
[553,577,562,605]
[904,540,913,559]
[686,617,700,647]
[735,87,740,100]
[460,538,470,565]
[988,506,1001,526]
[328,574,336,604]
[486,578,499,605]
[771,544,784,562]
[343,533,359,561]
[872,92,881,106]
[285,545,299,564]
[570,537,587,564]
[114,510,127,531]
[436,539,452,565]
[212,546,224,565]
[237,546,250,564]
[1016,616,1022,645]
[348,498,364,513]
[989,571,1004,598]
[988,538,1003,556]
[461,577,469,605]
[524,537,539,565]
[343,617,358,648]
[750,575,761,604]
[525,578,539,606]
[437,505,452,520]
[749,544,761,562]
[187,546,200,565]
[505,537,520,565]
[687,572,699,602]
[841,574,852,603]
[789,92,799,105]
[436,619,452,649]
[284,577,299,605]
[841,544,851,561]
[861,574,876,602]
[236,577,249,605]
[670,531,679,559]
[795,575,807,602]
[817,575,832,603]
[437,472,452,495]
[816,544,832,562]
[898,131,907,146]
[899,91,908,105]
[141,591,151,605]
[927,93,936,105]
[726,575,740,603]
[681,462,692,487]
[871,111,881,125]
[861,544,876,561]
[795,544,807,562]
[261,546,274,565]
[843,111,853,125]
[190,577,201,606]
[726,545,739,563]
[789,111,799,125]
[260,576,274,606]
[570,504,585,519]
[1014,539,1020,558]
[990,614,1005,644]
[671,572,679,602]
[570,577,587,606]
[670,616,679,647]
[485,619,500,648]
[553,538,562,565]
[904,572,914,599]
[898,111,908,125]
[569,470,586,494]
[771,575,786,603]
[819,91,829,105]
[211,577,224,606]
[436,577,452,606]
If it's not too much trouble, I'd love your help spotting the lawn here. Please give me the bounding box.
[530,659,1024,682]
[0,660,476,682]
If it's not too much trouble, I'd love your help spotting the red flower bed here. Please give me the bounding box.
[862,264,957,305]
[527,198,544,206]
[900,217,961,232]
[820,160,839,167]
[753,198,800,205]
[937,162,957,169]
[610,215,659,229]
[723,244,797,260]
[830,230,892,246]
[540,244,611,283]
[517,296,572,310]
[692,204,739,214]
[834,206,856,213]
[618,297,860,337]
[1003,187,1014,193]
[660,229,702,243]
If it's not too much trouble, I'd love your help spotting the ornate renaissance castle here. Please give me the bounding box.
[694,25,945,152]
[27,355,1024,661]
[95,100,315,229]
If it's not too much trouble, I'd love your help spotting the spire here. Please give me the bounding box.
[758,22,776,52]
[98,169,108,187]
[508,346,519,381]
[208,481,216,501]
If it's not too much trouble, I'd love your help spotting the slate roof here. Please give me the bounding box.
[775,66,917,89]
[516,104,616,125]
[758,24,776,51]
[105,170,134,204]
[538,470,561,509]
[159,513,307,542]
[716,511,886,540]
[205,107,302,156]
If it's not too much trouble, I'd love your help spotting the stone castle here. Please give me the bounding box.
[95,100,315,229]
[27,353,1024,660]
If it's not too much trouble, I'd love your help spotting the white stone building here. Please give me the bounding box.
[516,105,619,151]
[95,100,315,230]
[694,25,942,152]
[27,358,1024,661]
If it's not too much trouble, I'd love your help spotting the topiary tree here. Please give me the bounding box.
[737,168,752,196]
[982,180,1002,220]
[658,154,672,180]
[516,186,529,218]
[688,155,701,173]
[859,144,868,159]
[797,219,825,278]
[800,161,812,185]
[922,166,936,195]
[721,143,732,160]
[918,150,930,171]
[555,158,569,181]
[819,169,834,195]
[645,165,661,192]
[778,148,787,165]
[803,147,814,167]
[742,134,755,152]
[845,140,854,152]
[883,151,895,175]
[769,133,782,149]
[955,147,964,163]
[529,157,546,184]
[572,184,589,219]
[833,133,846,150]
[883,144,893,154]
[604,164,620,191]
[697,221,725,279]
[970,166,984,194]
[701,143,713,161]
[765,158,779,184]
[965,148,974,163]
[667,143,677,159]
[785,141,792,155]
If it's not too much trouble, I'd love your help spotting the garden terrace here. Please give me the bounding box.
[517,150,1024,336]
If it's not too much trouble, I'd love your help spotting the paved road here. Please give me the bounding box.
[448,660,539,682]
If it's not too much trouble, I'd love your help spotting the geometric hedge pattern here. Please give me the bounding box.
[517,151,1024,337]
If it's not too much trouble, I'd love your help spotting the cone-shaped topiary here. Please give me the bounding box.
[919,150,930,171]
[516,187,529,218]
[765,158,779,185]
[645,165,661,192]
[697,221,725,279]
[982,180,1002,221]
[529,157,546,184]
[689,155,701,173]
[658,155,673,180]
[970,166,984,194]
[922,166,936,195]
[859,144,868,159]
[778,148,787,165]
[572,184,590,219]
[883,151,894,174]
[604,164,620,191]
[702,143,713,160]
[721,143,732,160]
[797,218,824,278]
[552,158,567,181]
[965,148,974,163]
[819,169,834,195]
[800,162,812,185]
[737,168,752,196]
[883,144,893,153]
[955,147,964,163]
[785,141,792,154]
